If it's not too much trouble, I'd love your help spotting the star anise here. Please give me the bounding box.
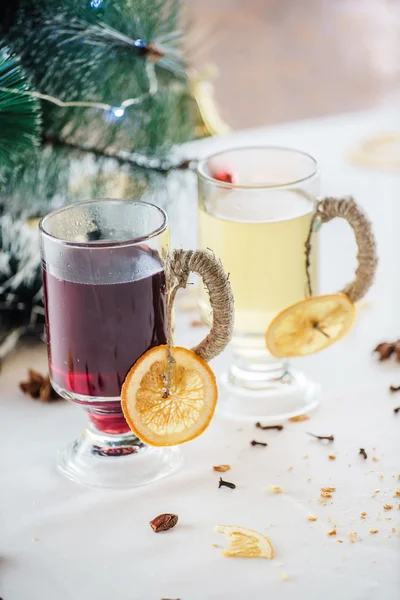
[374,340,400,361]
[19,369,62,402]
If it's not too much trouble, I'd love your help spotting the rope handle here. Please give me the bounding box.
[305,196,378,302]
[166,249,234,361]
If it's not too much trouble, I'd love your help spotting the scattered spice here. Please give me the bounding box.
[328,529,337,536]
[328,454,336,460]
[255,422,283,431]
[19,369,62,402]
[288,466,293,471]
[348,532,358,543]
[379,474,384,480]
[359,448,368,460]
[383,504,393,510]
[321,491,332,498]
[392,527,396,533]
[281,572,289,581]
[394,407,400,414]
[218,477,236,490]
[149,513,178,533]
[394,490,400,497]
[370,529,379,534]
[321,487,336,493]
[307,516,318,522]
[268,485,283,494]
[289,414,309,422]
[374,340,400,361]
[389,385,400,393]
[250,440,268,447]
[213,464,231,473]
[337,540,343,543]
[372,456,379,462]
[361,512,367,519]
[303,454,308,459]
[307,432,334,442]
[375,489,380,493]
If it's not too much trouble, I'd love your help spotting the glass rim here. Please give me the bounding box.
[197,145,319,190]
[39,198,168,248]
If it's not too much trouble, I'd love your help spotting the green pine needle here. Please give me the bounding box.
[0,0,191,155]
[0,45,42,166]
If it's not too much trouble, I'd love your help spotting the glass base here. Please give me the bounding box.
[218,369,321,422]
[57,424,182,488]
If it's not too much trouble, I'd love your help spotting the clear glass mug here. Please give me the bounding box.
[198,146,377,421]
[40,199,233,488]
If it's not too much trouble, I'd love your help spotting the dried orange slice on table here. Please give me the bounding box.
[266,293,356,358]
[121,345,217,446]
[215,525,275,559]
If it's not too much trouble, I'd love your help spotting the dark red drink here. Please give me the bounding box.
[43,246,167,434]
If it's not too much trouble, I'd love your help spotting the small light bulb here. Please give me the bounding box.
[112,106,125,118]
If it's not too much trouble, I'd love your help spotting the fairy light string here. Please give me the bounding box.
[0,60,158,118]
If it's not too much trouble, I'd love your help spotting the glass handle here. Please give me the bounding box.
[168,249,234,362]
[306,197,378,302]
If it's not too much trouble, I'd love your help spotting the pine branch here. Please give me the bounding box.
[0,44,41,166]
[42,133,195,172]
[1,0,192,154]
[47,18,166,64]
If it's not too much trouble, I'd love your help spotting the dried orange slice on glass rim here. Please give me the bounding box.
[121,345,218,446]
[266,293,356,358]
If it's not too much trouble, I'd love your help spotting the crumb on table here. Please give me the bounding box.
[288,414,310,422]
[328,529,337,536]
[321,491,332,498]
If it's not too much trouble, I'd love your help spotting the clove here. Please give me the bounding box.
[250,440,268,447]
[394,407,400,414]
[390,385,400,393]
[307,432,334,442]
[313,323,330,338]
[255,422,283,431]
[359,448,368,460]
[218,477,236,489]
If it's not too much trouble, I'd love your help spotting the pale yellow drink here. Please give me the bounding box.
[198,190,318,349]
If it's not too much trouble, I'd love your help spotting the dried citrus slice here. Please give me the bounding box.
[215,525,275,559]
[266,293,356,358]
[121,345,217,446]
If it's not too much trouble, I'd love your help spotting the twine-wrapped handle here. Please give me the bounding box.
[166,249,234,362]
[305,197,378,302]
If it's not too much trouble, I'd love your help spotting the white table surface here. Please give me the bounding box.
[1,107,400,600]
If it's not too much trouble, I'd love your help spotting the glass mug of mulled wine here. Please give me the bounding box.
[198,146,377,421]
[40,199,233,488]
